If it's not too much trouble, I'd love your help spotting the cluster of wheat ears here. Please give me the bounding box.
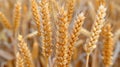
[0,0,114,67]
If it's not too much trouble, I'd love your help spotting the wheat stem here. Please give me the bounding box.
[86,54,90,67]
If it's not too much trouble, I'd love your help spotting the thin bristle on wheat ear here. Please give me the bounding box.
[16,52,24,67]
[13,2,21,34]
[17,35,34,67]
[55,7,68,67]
[31,0,41,36]
[102,24,114,67]
[66,13,85,66]
[39,0,52,59]
[84,4,106,67]
[67,0,75,23]
[0,12,12,29]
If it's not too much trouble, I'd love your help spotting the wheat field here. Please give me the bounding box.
[0,0,120,67]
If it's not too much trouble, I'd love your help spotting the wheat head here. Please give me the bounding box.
[17,35,34,67]
[13,1,21,35]
[39,0,53,59]
[66,13,85,66]
[102,23,114,67]
[55,7,68,67]
[0,12,12,29]
[31,0,41,36]
[84,4,106,55]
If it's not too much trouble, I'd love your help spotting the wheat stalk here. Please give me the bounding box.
[66,13,85,66]
[16,52,24,67]
[0,12,12,29]
[17,35,34,67]
[31,0,41,36]
[102,23,114,67]
[84,4,106,67]
[55,7,68,67]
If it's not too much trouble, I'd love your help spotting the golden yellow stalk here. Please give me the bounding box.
[102,24,114,67]
[67,0,75,23]
[55,7,68,67]
[66,13,85,66]
[84,4,106,67]
[17,35,34,67]
[0,12,12,29]
[39,0,52,59]
[16,52,24,67]
[32,39,39,60]
[31,0,41,36]
[13,2,21,35]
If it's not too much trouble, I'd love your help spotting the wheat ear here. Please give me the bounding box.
[31,0,41,36]
[0,12,12,29]
[102,24,114,67]
[66,13,85,66]
[55,7,68,67]
[17,35,34,67]
[13,2,21,35]
[39,0,52,59]
[16,52,24,67]
[84,4,106,67]
[67,0,75,23]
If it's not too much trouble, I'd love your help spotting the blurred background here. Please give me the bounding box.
[0,0,120,67]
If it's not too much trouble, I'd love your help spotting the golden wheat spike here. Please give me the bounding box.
[55,7,68,67]
[102,24,114,67]
[66,13,85,66]
[16,52,24,67]
[67,0,75,23]
[84,4,106,55]
[39,0,52,59]
[13,2,21,35]
[31,0,41,36]
[84,4,106,67]
[0,12,12,29]
[17,35,34,67]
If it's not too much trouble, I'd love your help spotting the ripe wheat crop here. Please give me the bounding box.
[0,0,119,67]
